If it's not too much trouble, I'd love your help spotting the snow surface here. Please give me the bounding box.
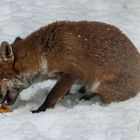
[0,0,140,140]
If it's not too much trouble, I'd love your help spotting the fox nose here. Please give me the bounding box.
[0,94,4,104]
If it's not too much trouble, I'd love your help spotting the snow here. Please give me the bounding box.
[0,0,140,140]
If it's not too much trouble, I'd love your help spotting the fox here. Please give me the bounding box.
[0,21,140,113]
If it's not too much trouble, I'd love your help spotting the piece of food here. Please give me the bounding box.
[0,104,10,113]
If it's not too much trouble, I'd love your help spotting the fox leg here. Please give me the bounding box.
[80,93,98,100]
[97,76,137,103]
[78,86,86,93]
[32,73,76,113]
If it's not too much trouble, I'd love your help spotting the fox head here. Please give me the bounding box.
[0,37,22,105]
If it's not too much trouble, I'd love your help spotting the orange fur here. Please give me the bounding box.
[0,21,140,112]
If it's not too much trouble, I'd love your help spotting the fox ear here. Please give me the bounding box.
[14,37,22,43]
[0,41,14,62]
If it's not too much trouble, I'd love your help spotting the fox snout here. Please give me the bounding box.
[0,81,19,105]
[0,94,4,104]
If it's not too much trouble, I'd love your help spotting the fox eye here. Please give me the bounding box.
[2,78,8,81]
[0,78,8,81]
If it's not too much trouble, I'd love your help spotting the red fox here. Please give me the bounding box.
[0,21,140,113]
